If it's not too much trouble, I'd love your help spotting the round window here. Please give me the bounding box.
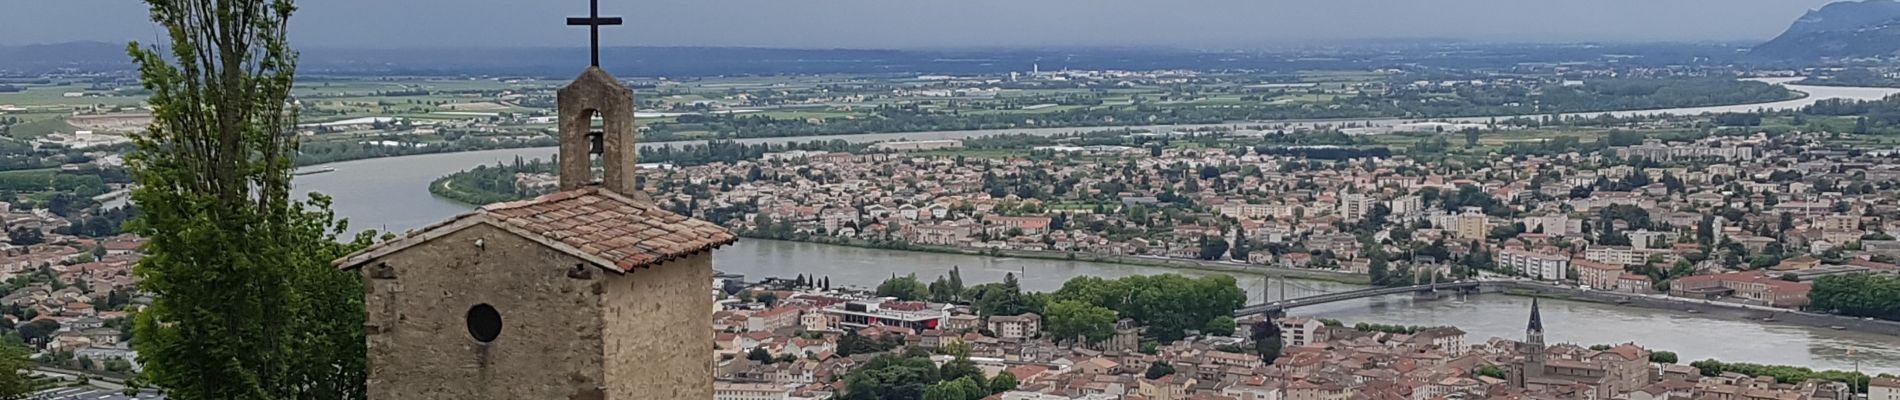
[466,304,503,343]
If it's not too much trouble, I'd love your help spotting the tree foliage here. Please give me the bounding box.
[0,338,33,399]
[126,0,373,398]
[968,273,1035,317]
[15,320,58,346]
[987,372,1018,393]
[1144,361,1176,379]
[838,331,904,356]
[1043,300,1116,344]
[921,377,985,400]
[1650,351,1679,364]
[1202,316,1237,337]
[938,354,984,386]
[1251,320,1283,364]
[1690,359,1880,392]
[1351,323,1442,335]
[876,274,930,301]
[1049,274,1246,341]
[1808,273,1900,321]
[843,355,941,400]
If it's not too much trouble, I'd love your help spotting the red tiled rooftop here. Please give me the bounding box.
[480,188,736,270]
[335,187,735,272]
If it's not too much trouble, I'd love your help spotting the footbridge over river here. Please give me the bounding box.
[1235,281,1485,318]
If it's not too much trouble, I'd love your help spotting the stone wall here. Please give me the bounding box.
[364,223,607,399]
[602,252,714,400]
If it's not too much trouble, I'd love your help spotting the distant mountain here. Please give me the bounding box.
[1753,0,1900,60]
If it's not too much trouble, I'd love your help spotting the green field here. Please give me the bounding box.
[0,85,146,108]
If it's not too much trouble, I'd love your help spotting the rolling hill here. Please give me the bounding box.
[1753,0,1900,60]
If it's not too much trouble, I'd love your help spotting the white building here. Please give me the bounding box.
[988,313,1042,339]
[1871,377,1900,400]
[1585,246,1641,266]
[1277,318,1329,347]
[1628,230,1671,250]
[1500,248,1569,281]
[822,299,950,331]
[1387,195,1424,217]
[714,382,791,400]
[1339,194,1377,222]
[1518,215,1581,237]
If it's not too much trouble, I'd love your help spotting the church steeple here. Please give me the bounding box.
[1527,297,1542,369]
[1528,298,1544,334]
[554,0,640,197]
[1520,298,1547,387]
[556,66,641,197]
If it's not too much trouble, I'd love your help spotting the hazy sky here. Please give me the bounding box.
[3,0,1842,49]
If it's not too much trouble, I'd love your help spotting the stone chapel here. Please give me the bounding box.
[333,61,736,398]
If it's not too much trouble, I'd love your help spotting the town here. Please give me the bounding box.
[451,116,1900,317]
[11,0,1900,399]
[419,101,1900,399]
[700,267,1897,400]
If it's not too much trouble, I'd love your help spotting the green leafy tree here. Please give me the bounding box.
[877,274,930,301]
[1476,365,1507,379]
[838,331,901,356]
[105,358,133,373]
[5,228,41,246]
[938,354,984,385]
[0,338,33,398]
[1650,351,1679,364]
[947,266,965,300]
[15,320,57,347]
[1691,359,1875,392]
[969,274,1034,316]
[1251,320,1283,364]
[1197,237,1230,260]
[125,0,373,398]
[1044,300,1116,344]
[1144,361,1176,379]
[922,377,985,400]
[1203,315,1237,336]
[1808,273,1900,320]
[988,372,1018,393]
[1049,274,1246,341]
[756,292,779,307]
[843,355,941,400]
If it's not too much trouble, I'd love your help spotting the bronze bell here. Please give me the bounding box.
[588,131,605,155]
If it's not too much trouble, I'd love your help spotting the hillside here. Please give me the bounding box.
[1754,0,1900,60]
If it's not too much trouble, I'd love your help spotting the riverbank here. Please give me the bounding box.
[427,174,526,206]
[1484,281,1900,336]
[297,80,1850,173]
[419,171,1376,285]
[740,234,1373,285]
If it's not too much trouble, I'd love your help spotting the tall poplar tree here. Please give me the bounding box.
[127,0,372,398]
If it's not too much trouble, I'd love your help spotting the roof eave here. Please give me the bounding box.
[333,213,631,274]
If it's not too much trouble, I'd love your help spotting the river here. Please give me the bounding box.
[293,80,1900,374]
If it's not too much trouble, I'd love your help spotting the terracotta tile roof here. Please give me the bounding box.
[334,187,735,272]
[480,187,736,271]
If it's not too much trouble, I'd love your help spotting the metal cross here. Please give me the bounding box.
[566,0,623,67]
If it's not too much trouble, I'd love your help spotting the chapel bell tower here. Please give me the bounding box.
[557,66,640,195]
